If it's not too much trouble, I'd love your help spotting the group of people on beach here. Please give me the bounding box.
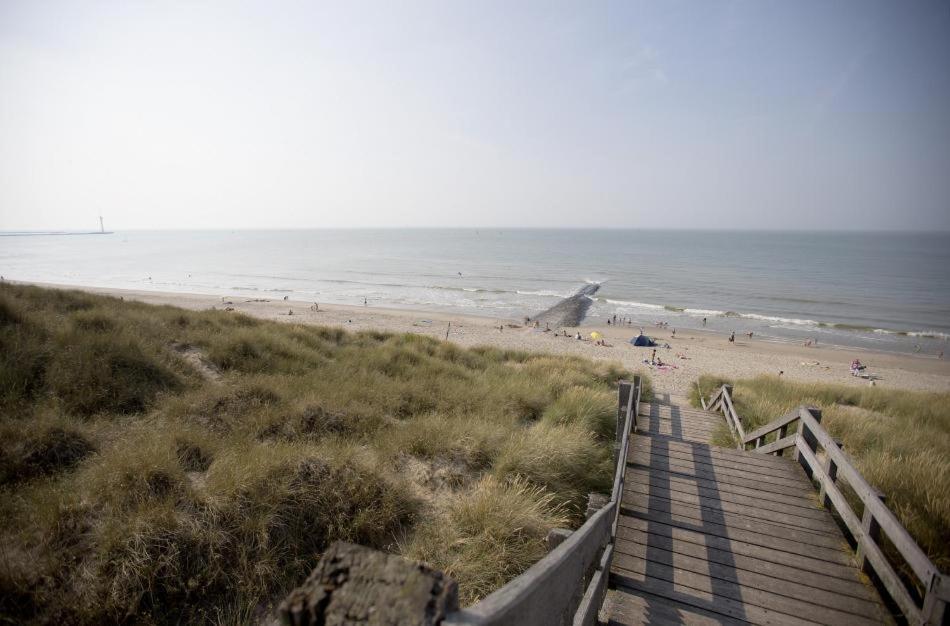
[607,314,633,326]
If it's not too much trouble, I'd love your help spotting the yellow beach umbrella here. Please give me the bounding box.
[590,331,603,340]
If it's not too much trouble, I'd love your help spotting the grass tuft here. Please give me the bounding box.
[405,476,568,604]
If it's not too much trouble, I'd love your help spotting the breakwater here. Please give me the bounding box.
[532,283,600,327]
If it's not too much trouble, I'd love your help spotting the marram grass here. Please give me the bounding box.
[0,284,647,624]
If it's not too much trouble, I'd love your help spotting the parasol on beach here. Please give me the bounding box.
[590,331,602,340]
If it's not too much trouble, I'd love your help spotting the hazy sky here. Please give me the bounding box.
[1,1,949,231]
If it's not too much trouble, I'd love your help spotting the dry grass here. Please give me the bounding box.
[690,374,950,574]
[0,284,648,624]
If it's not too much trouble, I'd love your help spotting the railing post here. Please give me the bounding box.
[817,438,844,507]
[796,407,821,478]
[922,572,948,626]
[856,490,887,574]
[721,385,735,435]
[776,423,789,457]
[615,381,632,469]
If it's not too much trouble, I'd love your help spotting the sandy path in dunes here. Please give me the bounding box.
[24,283,950,397]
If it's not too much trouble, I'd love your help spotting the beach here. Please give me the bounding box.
[25,282,950,398]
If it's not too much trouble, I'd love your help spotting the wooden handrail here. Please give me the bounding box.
[445,375,642,626]
[704,384,746,441]
[706,384,948,625]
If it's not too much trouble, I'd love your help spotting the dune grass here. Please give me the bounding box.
[0,284,648,623]
[689,374,950,575]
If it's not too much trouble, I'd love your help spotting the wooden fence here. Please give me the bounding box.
[281,376,642,626]
[705,384,949,626]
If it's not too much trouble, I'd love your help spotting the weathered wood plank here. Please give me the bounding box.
[628,451,816,493]
[637,414,725,432]
[611,543,885,619]
[616,515,862,577]
[607,586,748,626]
[751,433,799,456]
[622,481,839,535]
[742,407,801,447]
[634,424,722,442]
[611,575,815,626]
[611,556,883,626]
[620,492,847,546]
[616,524,879,600]
[572,544,612,626]
[637,409,723,426]
[617,507,853,565]
[629,436,798,469]
[623,466,822,511]
[628,444,810,480]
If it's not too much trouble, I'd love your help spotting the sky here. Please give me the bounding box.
[1,1,949,231]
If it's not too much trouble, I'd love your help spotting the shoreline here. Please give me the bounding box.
[11,280,950,397]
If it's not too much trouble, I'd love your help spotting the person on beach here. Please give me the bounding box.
[575,332,582,340]
[747,331,754,339]
[650,349,656,365]
[363,297,367,306]
[703,317,707,326]
[671,328,676,338]
[729,331,735,343]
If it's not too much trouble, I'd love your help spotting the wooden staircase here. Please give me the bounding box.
[604,398,890,625]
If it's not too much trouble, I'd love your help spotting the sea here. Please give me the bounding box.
[1,229,948,356]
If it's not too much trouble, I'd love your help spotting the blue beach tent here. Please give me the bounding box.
[630,334,656,347]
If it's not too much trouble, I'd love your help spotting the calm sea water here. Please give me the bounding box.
[2,229,948,355]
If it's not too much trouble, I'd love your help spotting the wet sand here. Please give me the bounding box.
[19,282,950,397]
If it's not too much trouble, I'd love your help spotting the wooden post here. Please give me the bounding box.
[856,491,887,573]
[546,528,573,551]
[922,572,948,626]
[615,382,632,469]
[776,423,789,457]
[279,542,458,626]
[818,457,838,508]
[586,492,609,520]
[445,322,451,340]
[797,407,821,478]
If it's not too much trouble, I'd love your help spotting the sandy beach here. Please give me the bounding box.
[23,282,950,398]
